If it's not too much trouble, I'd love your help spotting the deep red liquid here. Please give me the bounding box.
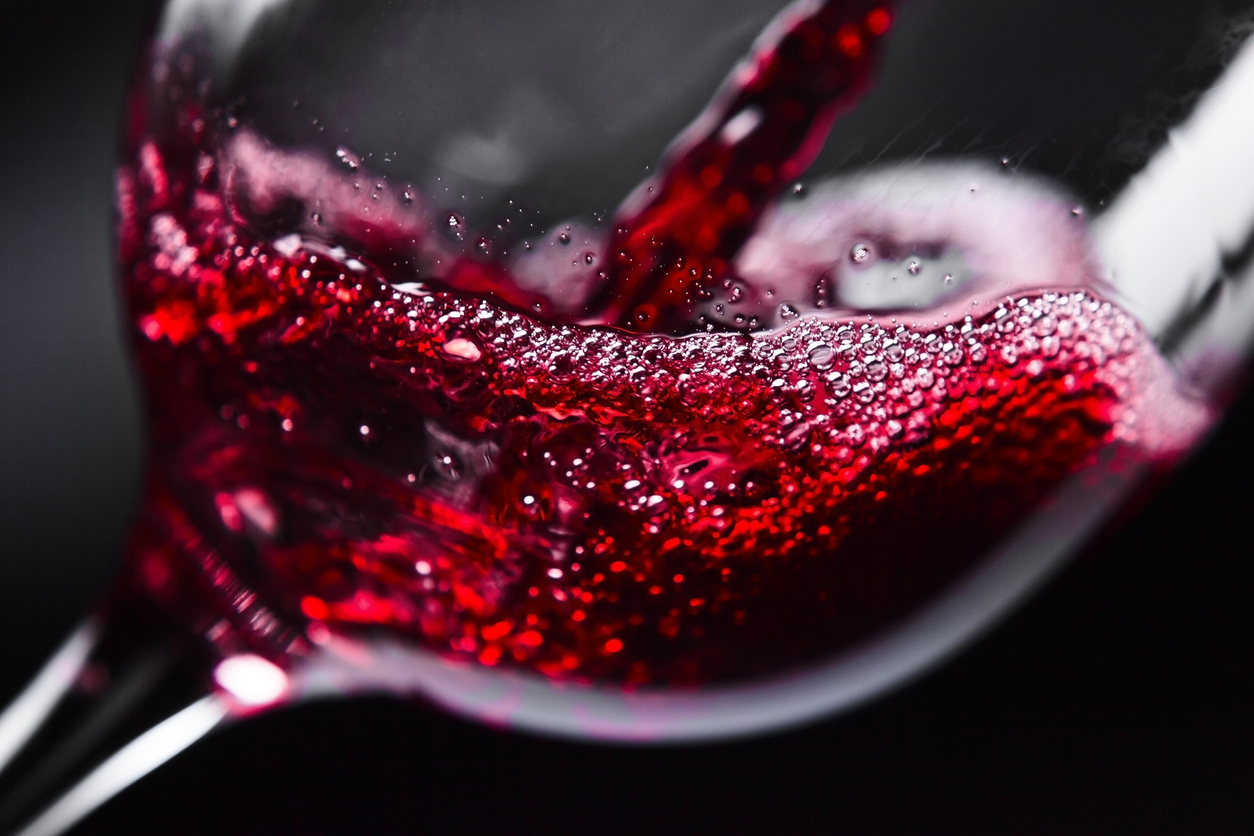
[591,1,890,332]
[117,0,1198,685]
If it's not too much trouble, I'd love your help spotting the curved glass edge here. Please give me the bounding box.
[129,1,1254,742]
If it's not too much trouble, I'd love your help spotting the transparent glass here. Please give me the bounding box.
[4,0,1254,832]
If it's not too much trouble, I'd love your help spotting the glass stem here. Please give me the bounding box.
[0,594,229,836]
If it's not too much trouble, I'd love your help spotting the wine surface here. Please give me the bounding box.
[117,0,1207,685]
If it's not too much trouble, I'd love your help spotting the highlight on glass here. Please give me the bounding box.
[3,0,1254,832]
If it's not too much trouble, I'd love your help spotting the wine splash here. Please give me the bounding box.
[114,0,1207,687]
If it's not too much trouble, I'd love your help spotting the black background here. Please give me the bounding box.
[1,0,1252,833]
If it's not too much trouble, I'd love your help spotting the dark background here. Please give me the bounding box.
[1,0,1252,833]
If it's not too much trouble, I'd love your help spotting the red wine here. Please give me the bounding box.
[590,1,892,332]
[117,0,1206,685]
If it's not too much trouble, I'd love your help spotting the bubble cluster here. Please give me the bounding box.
[117,135,1205,684]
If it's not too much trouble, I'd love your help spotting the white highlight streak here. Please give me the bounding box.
[720,107,763,145]
[1096,35,1254,338]
[13,697,228,836]
[0,624,97,778]
[159,0,291,62]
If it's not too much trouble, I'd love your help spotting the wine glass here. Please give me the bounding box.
[3,0,1254,832]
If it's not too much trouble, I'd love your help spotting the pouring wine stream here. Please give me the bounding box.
[2,3,1254,834]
